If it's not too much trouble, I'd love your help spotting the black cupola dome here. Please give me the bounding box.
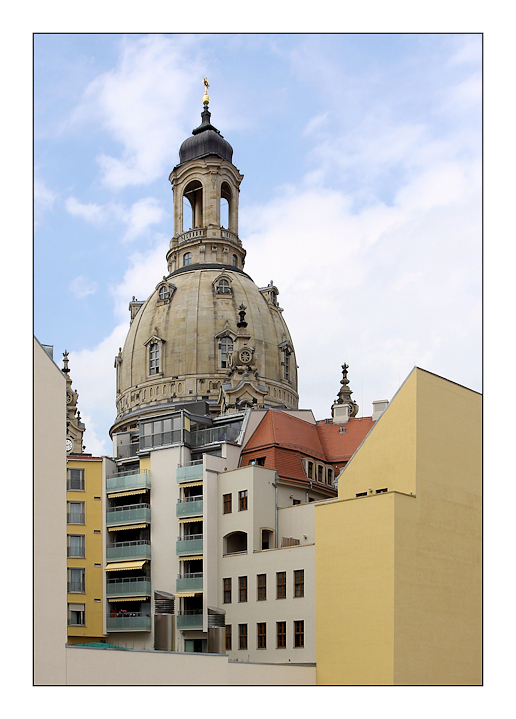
[178,107,233,165]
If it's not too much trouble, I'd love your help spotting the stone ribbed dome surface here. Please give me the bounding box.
[113,266,298,430]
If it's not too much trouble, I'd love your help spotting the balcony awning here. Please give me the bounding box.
[108,523,148,532]
[178,517,202,524]
[181,481,203,487]
[107,488,149,498]
[174,592,197,597]
[178,555,203,562]
[105,561,147,572]
[108,596,148,602]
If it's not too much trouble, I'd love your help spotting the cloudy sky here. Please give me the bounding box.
[34,33,482,455]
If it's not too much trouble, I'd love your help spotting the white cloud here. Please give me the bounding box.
[122,197,169,243]
[68,35,204,189]
[34,175,57,222]
[69,275,97,299]
[65,196,119,225]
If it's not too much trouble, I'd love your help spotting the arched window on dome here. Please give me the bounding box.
[217,278,231,294]
[149,342,160,375]
[220,337,233,369]
[183,252,192,267]
[183,179,203,231]
[158,285,168,301]
[220,181,231,231]
[232,254,238,267]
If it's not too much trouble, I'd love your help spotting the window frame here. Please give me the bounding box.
[257,573,266,601]
[183,252,192,266]
[223,577,232,604]
[67,567,85,593]
[294,569,304,598]
[276,571,286,599]
[67,500,85,524]
[220,336,234,369]
[67,534,85,558]
[223,493,232,514]
[238,576,248,603]
[225,624,232,651]
[238,489,248,511]
[257,622,267,649]
[277,621,286,648]
[294,620,304,648]
[238,623,248,650]
[67,468,84,491]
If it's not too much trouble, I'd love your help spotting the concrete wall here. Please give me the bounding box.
[34,338,67,684]
[65,645,315,685]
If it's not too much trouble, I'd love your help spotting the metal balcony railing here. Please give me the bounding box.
[176,497,203,517]
[176,573,203,593]
[106,469,151,493]
[67,547,85,558]
[106,540,151,561]
[107,612,151,632]
[176,534,203,555]
[106,576,151,597]
[106,503,151,526]
[67,581,85,593]
[67,513,85,525]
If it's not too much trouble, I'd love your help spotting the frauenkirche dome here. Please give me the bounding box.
[110,88,298,436]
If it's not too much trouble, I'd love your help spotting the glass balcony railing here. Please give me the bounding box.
[106,540,151,561]
[176,573,203,593]
[107,613,151,632]
[176,497,203,517]
[106,470,151,493]
[106,577,151,597]
[176,535,203,555]
[176,461,203,483]
[191,426,240,447]
[116,442,139,460]
[106,503,151,527]
[176,611,203,630]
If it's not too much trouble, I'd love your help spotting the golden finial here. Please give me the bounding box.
[202,78,210,106]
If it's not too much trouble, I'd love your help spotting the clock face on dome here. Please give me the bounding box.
[239,349,252,364]
[66,437,73,453]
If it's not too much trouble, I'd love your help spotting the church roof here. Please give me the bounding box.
[242,409,375,466]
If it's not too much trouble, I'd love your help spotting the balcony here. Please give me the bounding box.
[106,503,151,527]
[176,497,203,518]
[176,610,203,630]
[106,540,151,561]
[107,469,151,494]
[107,612,151,632]
[176,573,203,593]
[191,425,240,447]
[176,461,203,483]
[106,576,151,597]
[176,534,203,555]
[116,442,139,460]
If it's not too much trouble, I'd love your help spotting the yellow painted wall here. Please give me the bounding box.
[315,494,395,685]
[315,368,482,685]
[67,457,104,642]
[139,456,150,472]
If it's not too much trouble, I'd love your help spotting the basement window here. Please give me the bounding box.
[376,488,388,494]
[356,492,367,498]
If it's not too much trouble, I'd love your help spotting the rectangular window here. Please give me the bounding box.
[223,577,232,604]
[149,342,160,375]
[68,603,85,626]
[238,490,248,511]
[67,468,84,491]
[317,465,324,482]
[276,571,286,599]
[67,501,85,524]
[238,624,247,650]
[257,622,267,649]
[376,488,388,494]
[277,621,286,648]
[257,574,266,601]
[294,620,304,648]
[238,576,247,602]
[294,569,304,598]
[67,567,85,593]
[292,499,301,505]
[356,491,367,497]
[327,468,333,485]
[307,461,314,479]
[223,493,232,514]
[225,625,232,651]
[67,535,85,558]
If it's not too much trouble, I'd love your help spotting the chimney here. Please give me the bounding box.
[372,400,389,421]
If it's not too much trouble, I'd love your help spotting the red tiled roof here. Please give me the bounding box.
[243,409,327,460]
[316,416,375,462]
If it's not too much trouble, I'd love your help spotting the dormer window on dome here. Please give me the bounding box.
[183,252,192,267]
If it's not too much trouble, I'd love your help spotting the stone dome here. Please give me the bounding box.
[111,265,298,434]
[178,107,233,165]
